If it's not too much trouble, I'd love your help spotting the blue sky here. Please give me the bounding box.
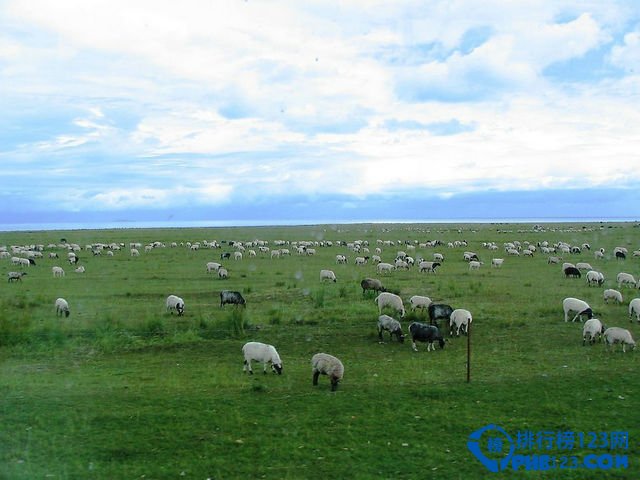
[1,1,640,227]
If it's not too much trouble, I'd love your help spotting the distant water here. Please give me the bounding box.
[0,217,637,232]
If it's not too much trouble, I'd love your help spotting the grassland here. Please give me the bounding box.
[1,222,639,479]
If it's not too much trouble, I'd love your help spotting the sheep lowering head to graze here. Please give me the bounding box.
[242,342,283,374]
[418,261,440,273]
[220,290,246,307]
[320,269,337,282]
[564,266,581,278]
[377,314,405,343]
[582,318,605,346]
[55,297,70,317]
[562,297,593,322]
[166,294,185,316]
[616,272,636,288]
[449,308,472,336]
[586,270,604,286]
[375,292,405,317]
[603,289,623,304]
[360,278,386,296]
[409,295,432,311]
[603,327,636,353]
[311,353,344,391]
[408,322,445,352]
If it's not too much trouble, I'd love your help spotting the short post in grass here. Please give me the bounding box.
[466,320,471,383]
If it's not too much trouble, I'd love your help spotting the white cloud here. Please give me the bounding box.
[610,28,640,72]
[2,1,640,216]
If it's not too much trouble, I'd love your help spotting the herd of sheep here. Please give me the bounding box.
[3,227,640,391]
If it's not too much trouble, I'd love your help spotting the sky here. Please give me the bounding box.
[1,0,640,228]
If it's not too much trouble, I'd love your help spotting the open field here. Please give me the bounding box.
[1,222,639,479]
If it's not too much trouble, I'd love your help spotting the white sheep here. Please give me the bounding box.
[166,294,185,316]
[55,297,70,317]
[576,262,593,271]
[52,266,65,277]
[320,269,337,282]
[234,251,243,261]
[562,297,593,322]
[377,314,404,342]
[375,292,406,317]
[130,248,140,256]
[585,270,604,286]
[491,258,504,268]
[242,341,283,374]
[206,262,221,273]
[218,267,229,279]
[409,295,432,311]
[603,327,636,353]
[449,308,472,336]
[376,262,395,275]
[468,260,483,270]
[616,272,636,288]
[628,298,640,323]
[311,353,344,391]
[603,289,623,304]
[582,318,604,345]
[75,265,85,273]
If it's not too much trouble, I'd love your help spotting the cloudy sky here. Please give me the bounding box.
[2,1,640,227]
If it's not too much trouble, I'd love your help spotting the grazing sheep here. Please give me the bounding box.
[218,267,229,279]
[320,269,337,282]
[376,262,395,275]
[220,290,246,307]
[360,278,385,296]
[468,260,483,270]
[408,322,445,352]
[603,289,623,304]
[603,327,636,352]
[449,308,472,336]
[418,261,440,273]
[616,272,636,288]
[375,292,406,317]
[335,254,347,264]
[586,270,605,286]
[428,303,454,328]
[52,266,65,277]
[234,251,243,261]
[242,342,283,375]
[547,256,562,264]
[409,295,432,311]
[55,297,70,317]
[377,314,405,343]
[7,271,27,282]
[354,256,369,265]
[206,262,221,273]
[576,262,593,271]
[311,353,344,391]
[615,250,626,260]
[562,297,593,322]
[75,266,85,273]
[628,298,640,323]
[166,294,185,316]
[582,318,604,345]
[130,248,139,256]
[491,258,504,268]
[564,266,581,278]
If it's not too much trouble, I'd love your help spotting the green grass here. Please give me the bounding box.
[1,222,639,479]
